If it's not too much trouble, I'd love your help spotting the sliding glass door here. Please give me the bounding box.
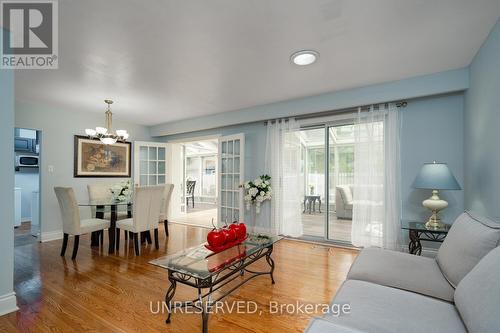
[327,124,355,243]
[299,128,326,238]
[298,123,355,244]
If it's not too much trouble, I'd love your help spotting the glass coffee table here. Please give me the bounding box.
[150,234,281,333]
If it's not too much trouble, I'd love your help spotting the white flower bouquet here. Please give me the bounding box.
[110,179,132,202]
[244,175,272,214]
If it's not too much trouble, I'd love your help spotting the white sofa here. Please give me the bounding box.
[335,185,353,219]
[305,211,500,333]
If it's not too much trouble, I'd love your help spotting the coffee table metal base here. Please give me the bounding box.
[165,244,275,333]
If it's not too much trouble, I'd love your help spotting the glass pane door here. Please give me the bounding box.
[299,128,326,238]
[327,124,355,243]
[134,142,168,186]
[218,134,244,225]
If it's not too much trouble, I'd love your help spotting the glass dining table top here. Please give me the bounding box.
[150,234,281,279]
[78,199,132,207]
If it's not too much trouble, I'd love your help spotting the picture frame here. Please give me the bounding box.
[74,135,131,178]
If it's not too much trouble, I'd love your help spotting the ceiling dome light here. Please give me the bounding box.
[291,50,319,66]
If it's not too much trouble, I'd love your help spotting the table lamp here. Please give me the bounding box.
[413,162,461,229]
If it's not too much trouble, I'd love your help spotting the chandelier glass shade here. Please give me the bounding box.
[85,100,129,144]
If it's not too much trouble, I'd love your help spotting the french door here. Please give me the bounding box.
[218,134,245,226]
[133,141,169,187]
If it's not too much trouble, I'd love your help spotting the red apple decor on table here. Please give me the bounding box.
[229,221,247,240]
[207,219,226,248]
[205,219,248,253]
[222,225,237,243]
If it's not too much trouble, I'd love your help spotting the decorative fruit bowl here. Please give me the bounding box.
[205,219,247,253]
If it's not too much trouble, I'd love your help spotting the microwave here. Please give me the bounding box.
[15,137,37,153]
[16,155,39,167]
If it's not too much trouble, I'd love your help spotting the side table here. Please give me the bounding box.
[401,221,451,255]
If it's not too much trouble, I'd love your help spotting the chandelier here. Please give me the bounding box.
[85,99,129,144]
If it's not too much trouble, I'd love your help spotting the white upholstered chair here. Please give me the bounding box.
[54,187,110,259]
[116,185,164,255]
[159,184,174,237]
[336,185,353,220]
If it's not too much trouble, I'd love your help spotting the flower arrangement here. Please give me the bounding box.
[244,175,272,214]
[110,179,132,202]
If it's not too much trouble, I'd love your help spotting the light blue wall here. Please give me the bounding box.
[152,68,468,136]
[464,19,500,220]
[401,93,464,223]
[15,101,153,237]
[160,93,465,231]
[0,63,17,313]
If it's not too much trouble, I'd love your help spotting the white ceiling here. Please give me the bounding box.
[14,0,500,126]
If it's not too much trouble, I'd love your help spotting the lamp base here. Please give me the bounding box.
[425,212,445,229]
[422,190,448,229]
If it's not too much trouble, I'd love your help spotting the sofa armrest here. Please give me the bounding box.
[305,318,367,333]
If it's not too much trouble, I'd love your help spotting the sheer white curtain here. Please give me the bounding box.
[265,118,303,237]
[351,104,401,250]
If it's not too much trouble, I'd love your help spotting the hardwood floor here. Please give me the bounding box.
[1,223,358,333]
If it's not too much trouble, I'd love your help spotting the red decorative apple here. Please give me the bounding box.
[229,222,247,240]
[207,218,226,247]
[207,229,226,248]
[222,227,237,243]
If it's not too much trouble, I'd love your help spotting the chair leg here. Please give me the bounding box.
[154,228,159,250]
[71,235,80,260]
[133,233,140,256]
[192,195,195,208]
[61,233,69,256]
[125,230,128,240]
[100,230,104,247]
[146,231,152,244]
[116,228,120,250]
[164,219,169,237]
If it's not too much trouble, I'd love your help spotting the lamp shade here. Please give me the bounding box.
[413,162,461,190]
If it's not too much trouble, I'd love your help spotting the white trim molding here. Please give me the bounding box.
[41,230,63,242]
[0,292,18,316]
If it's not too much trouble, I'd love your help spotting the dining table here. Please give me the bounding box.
[78,199,132,254]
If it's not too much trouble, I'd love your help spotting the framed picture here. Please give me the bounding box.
[74,135,131,178]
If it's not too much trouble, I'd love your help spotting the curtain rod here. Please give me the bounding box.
[264,101,407,124]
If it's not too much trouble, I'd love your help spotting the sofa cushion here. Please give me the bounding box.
[347,247,454,301]
[454,246,500,333]
[437,211,500,287]
[325,280,466,333]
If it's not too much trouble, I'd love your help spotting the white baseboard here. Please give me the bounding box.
[21,217,31,223]
[0,292,18,316]
[41,230,63,242]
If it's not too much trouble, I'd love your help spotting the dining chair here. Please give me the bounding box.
[54,187,110,259]
[116,185,164,255]
[159,184,174,237]
[186,180,196,208]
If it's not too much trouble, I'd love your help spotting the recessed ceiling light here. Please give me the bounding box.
[291,50,319,66]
